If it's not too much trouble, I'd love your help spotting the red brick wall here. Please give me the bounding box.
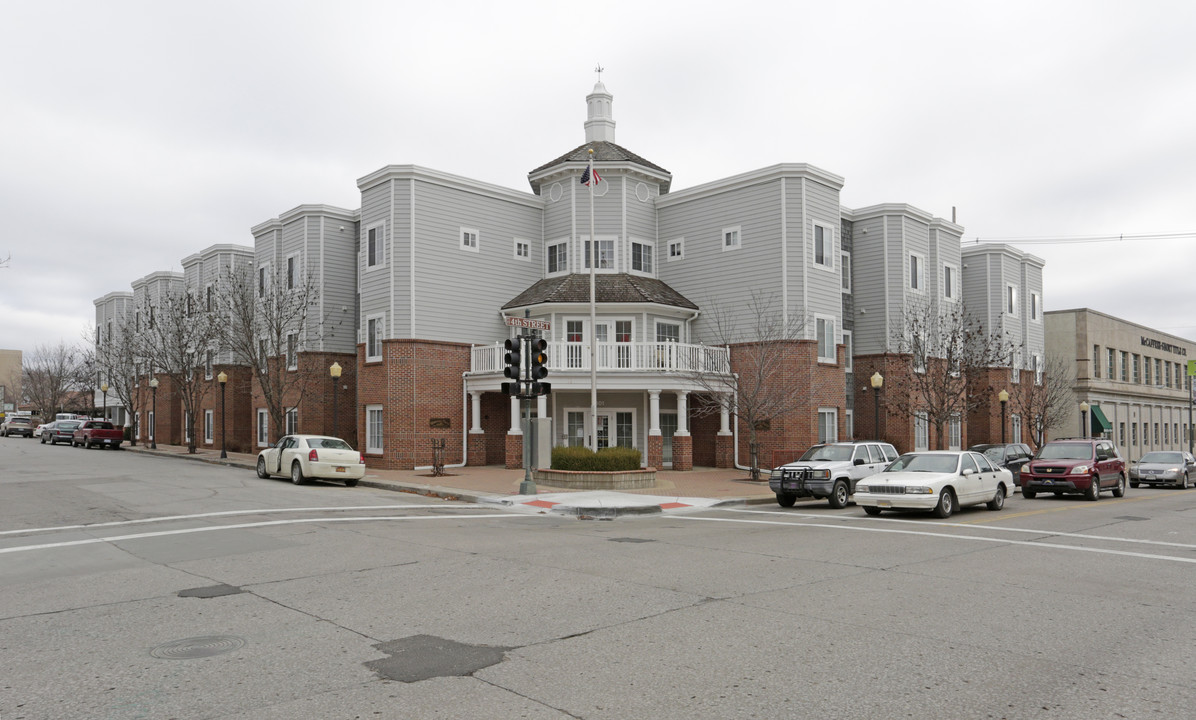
[247,351,359,449]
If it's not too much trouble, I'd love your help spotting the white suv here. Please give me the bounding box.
[769,441,900,508]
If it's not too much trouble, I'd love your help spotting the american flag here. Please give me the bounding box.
[580,164,602,186]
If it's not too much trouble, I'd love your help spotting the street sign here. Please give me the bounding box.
[505,317,550,331]
[1188,359,1196,376]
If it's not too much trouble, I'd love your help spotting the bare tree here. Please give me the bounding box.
[135,288,224,453]
[220,264,320,443]
[92,314,146,441]
[1008,353,1074,451]
[21,342,88,417]
[887,299,1016,450]
[685,291,808,481]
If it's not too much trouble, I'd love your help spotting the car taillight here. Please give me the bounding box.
[309,449,319,462]
[359,453,366,465]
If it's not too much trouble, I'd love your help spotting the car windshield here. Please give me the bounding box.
[1036,442,1093,460]
[309,438,352,450]
[885,453,959,474]
[799,445,853,462]
[59,421,81,430]
[1139,452,1183,464]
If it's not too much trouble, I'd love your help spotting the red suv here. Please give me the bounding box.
[1020,438,1126,501]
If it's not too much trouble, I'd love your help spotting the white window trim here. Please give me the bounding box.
[721,226,742,252]
[513,238,531,261]
[841,251,851,292]
[667,238,685,262]
[655,321,682,343]
[909,252,925,293]
[285,407,298,436]
[1011,348,1021,383]
[948,414,961,451]
[546,239,569,276]
[135,411,141,439]
[204,409,214,444]
[812,221,834,271]
[286,333,299,371]
[365,313,385,362]
[943,262,959,302]
[630,238,655,276]
[914,412,929,451]
[818,408,838,444]
[365,222,386,271]
[815,315,837,364]
[257,261,271,297]
[1030,292,1041,322]
[842,330,853,372]
[256,408,269,447]
[366,404,384,454]
[1006,284,1018,316]
[581,235,618,272]
[285,252,302,291]
[460,227,480,253]
[844,409,854,442]
[205,350,213,380]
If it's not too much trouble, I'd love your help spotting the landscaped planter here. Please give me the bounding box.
[533,467,657,490]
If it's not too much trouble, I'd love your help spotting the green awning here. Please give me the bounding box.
[1090,405,1112,435]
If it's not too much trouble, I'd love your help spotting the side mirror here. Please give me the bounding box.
[961,468,974,476]
[1096,451,1108,461]
[269,442,277,449]
[853,458,866,466]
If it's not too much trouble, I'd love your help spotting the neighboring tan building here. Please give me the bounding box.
[1046,308,1195,459]
[0,348,21,412]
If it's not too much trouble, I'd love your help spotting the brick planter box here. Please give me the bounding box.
[533,468,657,490]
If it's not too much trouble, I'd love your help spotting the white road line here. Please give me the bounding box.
[0,514,531,555]
[0,504,482,537]
[676,515,1196,564]
[725,508,1196,550]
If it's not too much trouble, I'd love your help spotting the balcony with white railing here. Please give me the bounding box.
[471,341,730,376]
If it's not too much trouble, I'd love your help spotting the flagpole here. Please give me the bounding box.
[588,148,598,452]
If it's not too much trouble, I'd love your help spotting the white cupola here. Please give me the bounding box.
[584,81,616,143]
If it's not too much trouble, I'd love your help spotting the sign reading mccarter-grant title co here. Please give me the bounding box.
[1141,336,1187,356]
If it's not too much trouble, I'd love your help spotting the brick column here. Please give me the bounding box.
[715,434,734,468]
[672,434,693,470]
[505,433,523,469]
[468,432,487,466]
[647,434,664,469]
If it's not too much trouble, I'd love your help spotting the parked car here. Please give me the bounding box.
[41,420,83,445]
[1,415,35,437]
[968,443,1034,484]
[33,422,47,438]
[72,420,124,449]
[1019,438,1126,501]
[256,434,366,486]
[854,450,1011,518]
[769,441,899,508]
[1129,451,1196,489]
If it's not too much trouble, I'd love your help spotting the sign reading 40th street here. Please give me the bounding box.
[505,317,550,331]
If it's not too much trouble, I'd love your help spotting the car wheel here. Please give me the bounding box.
[1130,480,1140,488]
[776,493,797,508]
[1022,488,1037,499]
[84,438,92,449]
[932,489,955,518]
[863,506,882,516]
[1112,474,1126,498]
[1086,476,1101,501]
[828,480,850,509]
[40,434,46,444]
[987,485,1006,511]
[1182,474,1190,490]
[256,457,270,479]
[50,436,57,445]
[290,461,306,485]
[345,479,359,488]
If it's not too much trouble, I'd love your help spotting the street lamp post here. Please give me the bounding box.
[998,389,1009,444]
[217,371,228,459]
[101,382,109,422]
[329,362,342,438]
[871,371,884,440]
[149,378,159,449]
[1080,401,1089,439]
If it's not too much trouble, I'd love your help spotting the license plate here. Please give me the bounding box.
[335,466,346,473]
[878,500,891,508]
[1042,479,1052,485]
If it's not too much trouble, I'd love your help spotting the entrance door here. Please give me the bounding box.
[595,414,610,449]
[660,413,678,468]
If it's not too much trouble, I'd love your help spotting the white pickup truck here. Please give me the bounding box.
[769,441,900,508]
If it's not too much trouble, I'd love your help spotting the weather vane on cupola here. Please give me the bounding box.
[595,63,604,81]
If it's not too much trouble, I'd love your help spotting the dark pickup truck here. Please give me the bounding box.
[72,420,124,449]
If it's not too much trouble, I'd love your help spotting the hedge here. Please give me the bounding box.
[551,445,643,471]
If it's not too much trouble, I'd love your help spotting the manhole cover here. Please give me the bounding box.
[365,635,511,683]
[608,537,655,543]
[178,584,243,598]
[150,635,246,660]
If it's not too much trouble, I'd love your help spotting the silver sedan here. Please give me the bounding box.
[1128,451,1196,488]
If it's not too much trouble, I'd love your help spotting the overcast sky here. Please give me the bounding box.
[2,0,1194,360]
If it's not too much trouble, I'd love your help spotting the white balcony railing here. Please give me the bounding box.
[471,341,730,375]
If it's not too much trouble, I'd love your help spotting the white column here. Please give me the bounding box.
[470,392,483,434]
[508,396,522,435]
[648,390,661,436]
[675,390,690,436]
[719,393,732,436]
[537,393,547,418]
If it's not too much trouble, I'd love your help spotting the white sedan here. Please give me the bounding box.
[854,450,1012,518]
[256,434,366,486]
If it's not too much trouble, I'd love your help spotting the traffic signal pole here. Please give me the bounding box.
[503,333,551,496]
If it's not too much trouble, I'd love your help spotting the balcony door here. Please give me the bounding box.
[594,320,632,369]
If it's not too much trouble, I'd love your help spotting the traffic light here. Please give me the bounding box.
[504,338,522,380]
[528,338,550,396]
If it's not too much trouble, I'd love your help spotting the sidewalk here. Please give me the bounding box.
[120,442,786,514]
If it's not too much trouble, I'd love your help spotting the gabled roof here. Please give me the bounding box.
[528,141,672,195]
[502,273,697,310]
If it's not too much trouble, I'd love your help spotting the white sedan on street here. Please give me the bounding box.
[854,450,1012,518]
[256,434,366,486]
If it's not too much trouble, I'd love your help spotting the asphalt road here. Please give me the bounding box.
[2,437,1194,719]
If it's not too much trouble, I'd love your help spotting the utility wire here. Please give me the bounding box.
[964,231,1196,246]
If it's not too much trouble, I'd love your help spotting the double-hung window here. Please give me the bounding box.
[547,242,568,274]
[816,317,836,364]
[285,408,298,436]
[366,315,384,361]
[909,253,924,291]
[257,409,269,447]
[943,263,958,301]
[366,224,384,269]
[287,333,298,370]
[1006,285,1018,315]
[813,223,833,268]
[818,409,838,443]
[204,410,214,444]
[631,240,654,273]
[583,237,615,269]
[841,252,851,292]
[366,405,384,454]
